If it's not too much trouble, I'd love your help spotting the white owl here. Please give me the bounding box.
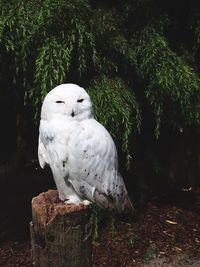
[38,84,132,213]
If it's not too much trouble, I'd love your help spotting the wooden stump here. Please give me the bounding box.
[30,190,92,267]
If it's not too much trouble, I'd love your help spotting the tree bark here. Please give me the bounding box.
[30,190,92,267]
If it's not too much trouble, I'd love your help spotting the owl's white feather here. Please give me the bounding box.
[38,83,131,213]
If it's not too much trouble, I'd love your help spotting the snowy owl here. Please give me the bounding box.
[38,84,132,213]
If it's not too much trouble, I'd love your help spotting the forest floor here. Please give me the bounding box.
[0,184,199,267]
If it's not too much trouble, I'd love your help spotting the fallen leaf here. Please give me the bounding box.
[92,241,100,247]
[182,186,192,192]
[166,220,178,225]
[175,246,182,252]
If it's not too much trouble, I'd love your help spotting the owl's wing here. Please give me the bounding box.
[38,120,75,201]
[38,135,49,168]
[38,120,70,175]
[67,119,128,213]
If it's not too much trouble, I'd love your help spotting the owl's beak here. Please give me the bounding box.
[71,110,75,117]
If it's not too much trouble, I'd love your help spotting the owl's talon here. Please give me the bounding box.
[82,200,91,206]
[64,195,83,205]
[64,198,91,206]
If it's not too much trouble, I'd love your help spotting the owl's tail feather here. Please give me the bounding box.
[116,194,134,214]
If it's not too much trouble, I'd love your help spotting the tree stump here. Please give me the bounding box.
[30,190,92,267]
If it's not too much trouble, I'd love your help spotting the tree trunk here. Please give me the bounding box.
[30,190,92,267]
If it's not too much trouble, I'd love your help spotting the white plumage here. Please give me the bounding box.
[38,84,131,213]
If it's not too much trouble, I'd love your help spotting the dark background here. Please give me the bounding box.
[0,0,200,241]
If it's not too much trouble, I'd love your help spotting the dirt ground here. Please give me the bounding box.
[0,188,199,267]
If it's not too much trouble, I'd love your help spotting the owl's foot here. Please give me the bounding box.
[82,200,91,206]
[64,195,91,206]
[64,194,83,205]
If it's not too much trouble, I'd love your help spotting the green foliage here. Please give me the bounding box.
[1,0,200,184]
[130,23,200,136]
[143,244,158,261]
[129,234,140,249]
[88,76,141,167]
[0,0,98,114]
[91,205,104,240]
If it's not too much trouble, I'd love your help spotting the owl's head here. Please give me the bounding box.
[41,84,93,121]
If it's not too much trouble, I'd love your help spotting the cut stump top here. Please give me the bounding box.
[32,190,91,226]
